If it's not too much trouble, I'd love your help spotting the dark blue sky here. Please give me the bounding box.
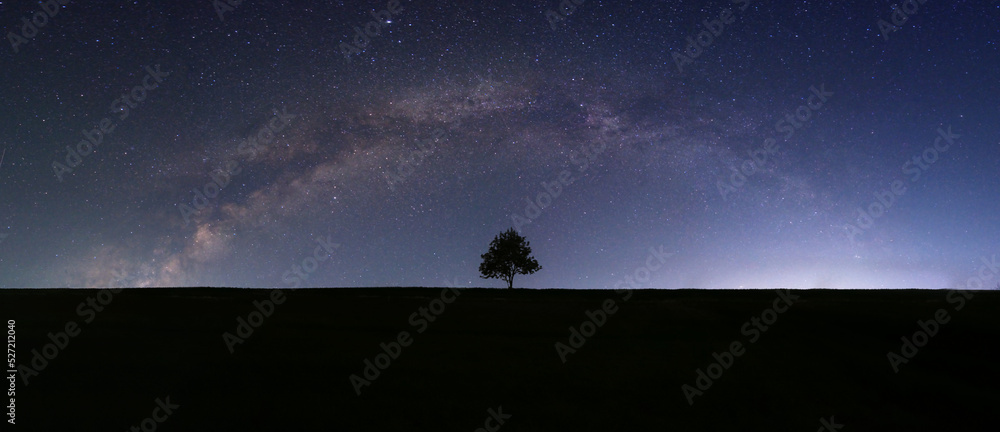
[0,0,998,289]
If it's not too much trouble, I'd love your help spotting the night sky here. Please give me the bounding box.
[0,0,998,289]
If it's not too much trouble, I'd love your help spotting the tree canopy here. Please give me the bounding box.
[479,228,542,289]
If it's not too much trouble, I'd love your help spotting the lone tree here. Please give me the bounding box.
[479,228,542,289]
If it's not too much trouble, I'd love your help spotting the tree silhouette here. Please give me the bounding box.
[479,228,542,289]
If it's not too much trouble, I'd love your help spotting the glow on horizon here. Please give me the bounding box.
[646,262,964,290]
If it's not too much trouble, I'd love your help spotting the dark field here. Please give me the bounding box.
[2,288,999,431]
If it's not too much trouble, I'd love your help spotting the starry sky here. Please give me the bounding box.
[0,0,998,289]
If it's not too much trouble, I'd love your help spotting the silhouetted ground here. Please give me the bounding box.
[2,288,998,431]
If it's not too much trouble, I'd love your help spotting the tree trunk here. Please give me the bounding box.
[507,277,513,289]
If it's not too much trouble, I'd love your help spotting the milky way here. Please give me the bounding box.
[0,0,998,289]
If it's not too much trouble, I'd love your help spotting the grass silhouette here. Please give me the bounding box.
[3,287,998,430]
